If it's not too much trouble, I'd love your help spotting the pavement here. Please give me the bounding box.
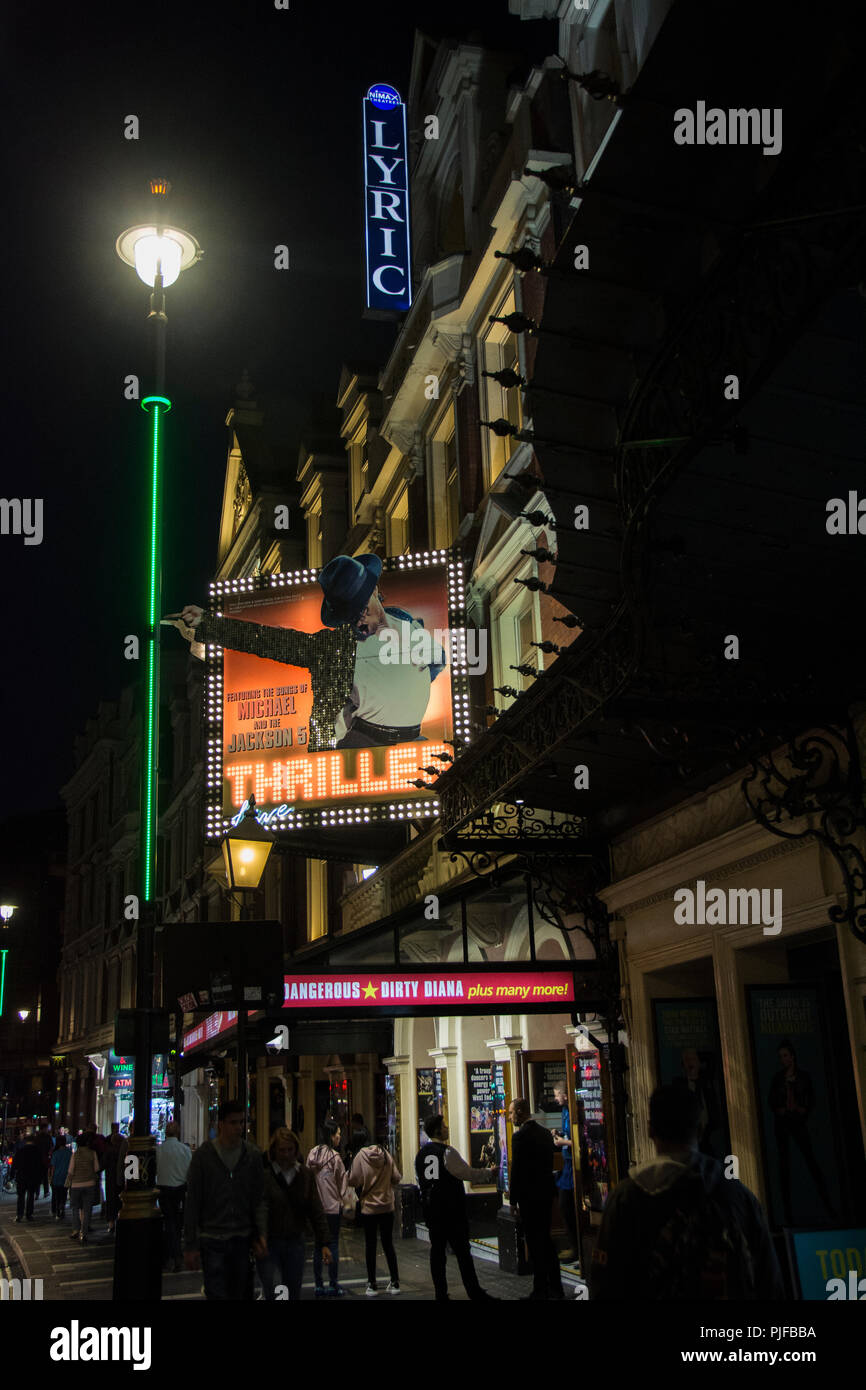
[0,1185,586,1301]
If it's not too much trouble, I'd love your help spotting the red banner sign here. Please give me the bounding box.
[283,971,575,1008]
[183,1010,238,1052]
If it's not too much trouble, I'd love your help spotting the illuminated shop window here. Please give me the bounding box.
[480,286,522,488]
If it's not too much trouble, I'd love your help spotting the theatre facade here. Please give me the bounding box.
[167,1,866,1294]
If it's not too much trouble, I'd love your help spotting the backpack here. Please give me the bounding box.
[645,1176,757,1299]
[415,1142,462,1217]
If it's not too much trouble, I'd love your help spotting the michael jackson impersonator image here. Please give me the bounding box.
[170,553,446,750]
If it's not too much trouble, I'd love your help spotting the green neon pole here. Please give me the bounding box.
[140,394,171,903]
[0,949,7,1018]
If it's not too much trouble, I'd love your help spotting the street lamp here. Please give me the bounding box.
[114,179,202,1302]
[214,797,274,1133]
[221,796,275,905]
[0,906,15,1020]
[17,1010,29,1022]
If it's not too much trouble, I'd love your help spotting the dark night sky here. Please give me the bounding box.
[3,2,556,820]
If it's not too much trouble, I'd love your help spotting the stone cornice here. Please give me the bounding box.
[599,820,809,918]
[626,894,842,973]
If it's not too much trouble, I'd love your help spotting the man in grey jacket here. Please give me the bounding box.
[183,1099,267,1300]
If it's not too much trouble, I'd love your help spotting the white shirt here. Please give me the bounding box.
[156,1137,192,1187]
[271,1161,297,1185]
[335,614,445,738]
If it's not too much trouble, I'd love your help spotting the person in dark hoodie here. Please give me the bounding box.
[12,1132,43,1222]
[590,1086,785,1300]
[258,1128,332,1301]
[183,1099,267,1300]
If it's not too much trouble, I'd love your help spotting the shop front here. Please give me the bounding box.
[602,792,866,1294]
[280,961,608,1276]
[106,1050,174,1138]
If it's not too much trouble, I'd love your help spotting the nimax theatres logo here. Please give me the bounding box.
[363,83,412,312]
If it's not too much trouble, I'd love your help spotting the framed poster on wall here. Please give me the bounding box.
[652,998,731,1162]
[574,1049,609,1209]
[416,1068,447,1146]
[384,1074,401,1161]
[747,984,841,1229]
[466,1062,510,1192]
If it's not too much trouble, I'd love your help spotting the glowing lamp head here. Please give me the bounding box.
[221,799,275,890]
[0,905,15,925]
[18,1009,29,1021]
[133,232,184,288]
[116,222,202,288]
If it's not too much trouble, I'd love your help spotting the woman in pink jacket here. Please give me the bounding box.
[348,1140,402,1296]
[306,1119,349,1298]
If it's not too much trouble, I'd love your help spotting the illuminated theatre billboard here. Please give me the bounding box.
[201,551,472,839]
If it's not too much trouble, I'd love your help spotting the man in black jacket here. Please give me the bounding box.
[12,1133,43,1222]
[415,1114,497,1302]
[590,1086,785,1300]
[183,1099,267,1300]
[508,1098,564,1300]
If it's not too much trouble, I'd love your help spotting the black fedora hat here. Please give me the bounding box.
[319,553,383,627]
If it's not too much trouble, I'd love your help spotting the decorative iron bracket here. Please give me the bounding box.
[742,721,866,944]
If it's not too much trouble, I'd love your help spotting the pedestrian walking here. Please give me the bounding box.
[415,1114,498,1302]
[183,1099,267,1300]
[508,1098,564,1300]
[12,1132,43,1223]
[66,1134,100,1244]
[156,1121,191,1271]
[589,1086,785,1300]
[86,1129,106,1218]
[552,1083,579,1262]
[48,1133,72,1220]
[307,1119,349,1297]
[258,1128,332,1300]
[35,1122,53,1198]
[348,1140,402,1296]
[104,1123,127,1232]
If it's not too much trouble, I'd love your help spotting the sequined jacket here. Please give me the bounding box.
[197,611,355,752]
[197,606,441,751]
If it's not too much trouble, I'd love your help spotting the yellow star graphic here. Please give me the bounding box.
[363,980,379,999]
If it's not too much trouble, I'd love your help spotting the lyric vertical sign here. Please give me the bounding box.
[363,83,412,312]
